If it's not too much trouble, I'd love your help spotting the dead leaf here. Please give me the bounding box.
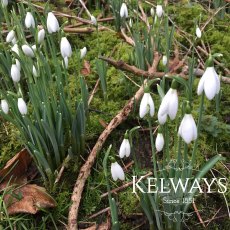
[4,184,56,215]
[0,149,32,187]
[81,60,91,76]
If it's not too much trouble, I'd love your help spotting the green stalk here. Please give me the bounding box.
[148,118,158,179]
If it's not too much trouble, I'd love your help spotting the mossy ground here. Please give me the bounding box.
[0,1,229,229]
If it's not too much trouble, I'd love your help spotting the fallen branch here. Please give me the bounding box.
[68,81,147,230]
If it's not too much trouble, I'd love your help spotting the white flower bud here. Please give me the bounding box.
[11,64,21,82]
[1,99,9,114]
[119,138,131,158]
[120,3,128,18]
[1,0,8,7]
[6,30,15,43]
[38,29,45,44]
[22,44,35,57]
[90,15,97,25]
[32,65,38,77]
[11,44,19,55]
[47,12,60,34]
[60,37,72,58]
[150,7,155,17]
[18,98,27,115]
[80,47,87,59]
[162,55,167,66]
[196,27,202,38]
[111,162,125,181]
[155,133,164,152]
[156,5,163,18]
[139,92,155,118]
[25,12,35,29]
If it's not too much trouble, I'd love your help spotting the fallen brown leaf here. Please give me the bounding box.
[4,184,56,215]
[81,60,91,76]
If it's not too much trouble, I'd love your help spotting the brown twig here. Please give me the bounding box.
[68,81,147,230]
[88,207,110,219]
[193,202,206,228]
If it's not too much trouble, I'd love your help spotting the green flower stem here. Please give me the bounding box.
[148,118,158,179]
[191,92,205,168]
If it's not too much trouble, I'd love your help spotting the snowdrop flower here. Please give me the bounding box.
[90,15,97,25]
[197,57,220,100]
[18,98,27,115]
[196,26,202,38]
[11,64,21,82]
[156,5,163,18]
[139,87,155,118]
[60,37,72,58]
[32,45,36,51]
[63,57,68,69]
[1,0,8,7]
[1,99,9,114]
[25,12,35,29]
[155,132,164,152]
[120,3,128,18]
[178,113,197,144]
[80,47,87,59]
[22,44,35,57]
[162,55,167,66]
[119,133,131,158]
[129,18,132,28]
[111,162,125,181]
[38,29,45,44]
[150,7,155,17]
[6,30,15,43]
[15,59,21,70]
[47,12,60,34]
[11,44,19,55]
[158,81,178,124]
[32,65,38,77]
[11,37,17,45]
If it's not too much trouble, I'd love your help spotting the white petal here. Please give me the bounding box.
[139,93,149,118]
[158,93,169,117]
[155,133,164,152]
[80,47,87,59]
[196,27,202,38]
[156,5,163,18]
[90,15,97,25]
[119,139,131,158]
[6,30,15,43]
[120,3,128,18]
[18,98,27,115]
[47,12,59,33]
[178,114,194,144]
[197,74,205,95]
[38,29,45,44]
[11,64,20,82]
[158,113,167,125]
[114,162,125,180]
[22,45,34,57]
[25,12,35,28]
[168,89,178,120]
[60,37,72,58]
[148,94,155,117]
[162,55,167,66]
[190,115,197,141]
[204,68,218,100]
[1,99,9,114]
[111,163,118,181]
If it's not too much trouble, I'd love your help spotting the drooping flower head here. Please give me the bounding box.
[139,86,155,118]
[1,99,9,114]
[47,12,60,34]
[111,162,125,181]
[6,30,15,43]
[196,26,202,38]
[197,55,221,100]
[60,36,72,58]
[80,47,87,59]
[25,12,35,29]
[18,98,27,115]
[22,44,35,57]
[178,104,197,144]
[155,127,164,152]
[120,3,128,18]
[158,80,178,125]
[156,5,163,18]
[1,0,8,7]
[38,28,45,44]
[119,131,131,158]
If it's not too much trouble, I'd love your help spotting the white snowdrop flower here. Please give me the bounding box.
[1,0,8,7]
[155,132,164,152]
[129,18,132,28]
[90,15,97,25]
[63,57,68,69]
[32,45,36,51]
[139,90,155,118]
[25,12,35,29]
[18,98,27,115]
[11,44,19,55]
[22,44,34,57]
[32,65,38,77]
[119,134,131,158]
[120,3,128,18]
[6,30,15,43]
[80,47,87,59]
[15,59,21,71]
[38,29,45,44]
[197,66,220,100]
[158,82,178,124]
[60,37,72,58]
[11,64,21,82]
[178,113,197,144]
[111,162,125,181]
[11,37,17,45]
[156,5,163,18]
[47,12,60,34]
[162,55,167,66]
[1,99,9,114]
[196,26,202,38]
[150,7,155,17]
